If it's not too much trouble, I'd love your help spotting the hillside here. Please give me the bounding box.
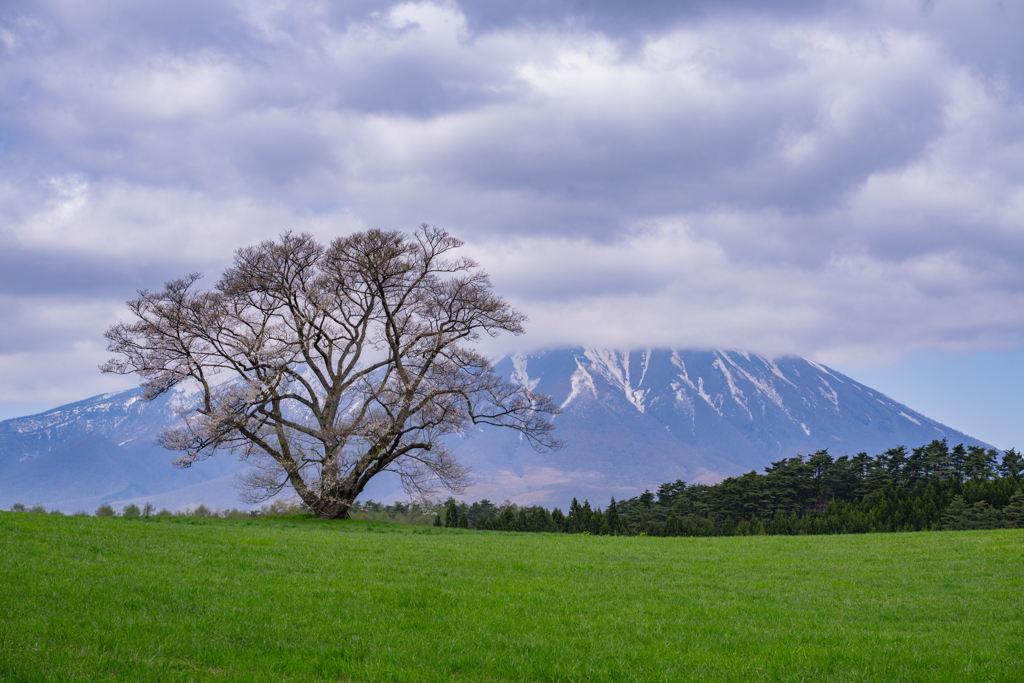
[1,513,1020,682]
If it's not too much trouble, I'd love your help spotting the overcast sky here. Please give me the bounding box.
[2,0,1023,447]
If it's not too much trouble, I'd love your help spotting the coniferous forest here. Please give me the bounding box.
[411,440,1024,536]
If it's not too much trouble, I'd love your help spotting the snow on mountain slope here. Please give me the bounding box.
[452,348,991,507]
[0,386,249,511]
[0,348,993,511]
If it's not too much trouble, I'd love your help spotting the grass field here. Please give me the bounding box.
[0,513,1021,682]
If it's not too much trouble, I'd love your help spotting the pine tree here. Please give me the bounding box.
[941,495,970,530]
[497,506,516,531]
[568,497,581,533]
[1001,490,1024,528]
[999,448,1023,481]
[885,446,909,486]
[458,512,469,529]
[551,507,566,532]
[968,501,1002,530]
[606,497,621,535]
[664,512,680,536]
[444,498,459,528]
[965,446,995,480]
[950,444,968,481]
[580,500,593,533]
[924,439,951,480]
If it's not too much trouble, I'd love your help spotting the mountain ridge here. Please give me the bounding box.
[0,347,994,511]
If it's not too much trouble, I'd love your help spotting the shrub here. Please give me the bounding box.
[49,509,64,516]
[156,508,173,517]
[29,505,47,514]
[122,503,141,518]
[10,503,26,512]
[192,505,213,517]
[73,510,89,517]
[95,503,116,517]
[259,498,311,516]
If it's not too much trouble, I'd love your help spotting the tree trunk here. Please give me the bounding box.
[312,497,352,519]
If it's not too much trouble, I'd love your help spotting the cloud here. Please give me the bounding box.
[0,0,1022,406]
[470,221,1024,365]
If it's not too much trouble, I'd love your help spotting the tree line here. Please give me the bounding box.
[435,440,1024,536]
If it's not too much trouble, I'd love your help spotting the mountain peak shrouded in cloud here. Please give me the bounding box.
[1,0,1023,448]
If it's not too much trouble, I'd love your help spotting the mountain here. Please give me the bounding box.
[447,349,992,507]
[0,387,249,512]
[0,348,992,512]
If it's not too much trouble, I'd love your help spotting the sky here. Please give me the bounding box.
[1,0,1023,447]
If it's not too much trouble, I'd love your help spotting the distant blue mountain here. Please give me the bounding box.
[0,387,248,512]
[0,348,992,511]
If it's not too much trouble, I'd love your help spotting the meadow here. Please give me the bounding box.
[0,513,1020,682]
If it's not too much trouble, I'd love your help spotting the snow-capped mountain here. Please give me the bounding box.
[0,348,992,511]
[0,386,249,512]
[448,348,991,506]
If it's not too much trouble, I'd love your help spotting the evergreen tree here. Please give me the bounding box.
[497,506,516,531]
[999,448,1023,481]
[606,497,621,535]
[905,445,928,485]
[664,512,680,536]
[458,512,470,529]
[941,496,971,530]
[551,507,566,532]
[850,452,872,498]
[808,449,834,510]
[580,499,594,533]
[965,446,996,480]
[950,444,968,481]
[1001,490,1024,528]
[865,451,893,491]
[656,480,687,506]
[470,499,499,526]
[885,446,908,485]
[924,439,951,480]
[444,497,459,528]
[971,501,1003,529]
[568,497,582,533]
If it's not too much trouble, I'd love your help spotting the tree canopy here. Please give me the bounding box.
[102,226,560,518]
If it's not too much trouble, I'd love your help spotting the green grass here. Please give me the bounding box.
[0,513,1021,682]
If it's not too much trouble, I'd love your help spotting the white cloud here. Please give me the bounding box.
[0,0,1023,408]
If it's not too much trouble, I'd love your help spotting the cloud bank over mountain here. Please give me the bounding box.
[1,0,1023,411]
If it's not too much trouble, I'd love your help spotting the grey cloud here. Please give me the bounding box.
[457,0,846,38]
[1,0,1023,408]
[0,246,171,298]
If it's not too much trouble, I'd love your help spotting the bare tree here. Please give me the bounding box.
[102,226,561,519]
